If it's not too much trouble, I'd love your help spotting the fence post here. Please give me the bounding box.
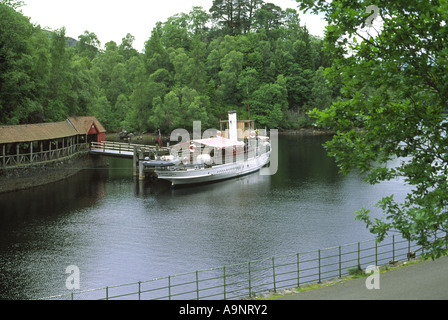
[393,235,395,262]
[105,286,109,300]
[168,276,171,300]
[357,242,361,269]
[375,240,378,266]
[338,246,342,278]
[408,238,411,261]
[138,281,141,300]
[318,249,321,283]
[248,262,252,297]
[223,266,226,300]
[296,253,300,287]
[272,257,277,292]
[196,271,199,300]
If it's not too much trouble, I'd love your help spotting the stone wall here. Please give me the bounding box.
[0,152,109,194]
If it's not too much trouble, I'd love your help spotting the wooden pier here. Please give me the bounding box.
[89,141,170,180]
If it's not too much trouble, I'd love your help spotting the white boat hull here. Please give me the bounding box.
[155,152,270,186]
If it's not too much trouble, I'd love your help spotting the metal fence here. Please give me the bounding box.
[40,234,441,300]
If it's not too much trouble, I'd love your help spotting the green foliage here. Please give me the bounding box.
[301,0,448,258]
[0,1,335,134]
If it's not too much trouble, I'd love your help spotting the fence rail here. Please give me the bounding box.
[90,141,169,155]
[1,144,88,167]
[40,234,447,300]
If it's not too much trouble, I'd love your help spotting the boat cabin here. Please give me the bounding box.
[219,119,255,140]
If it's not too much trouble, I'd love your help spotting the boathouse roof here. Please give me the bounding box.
[67,116,106,135]
[0,116,105,144]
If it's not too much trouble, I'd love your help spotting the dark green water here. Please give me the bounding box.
[0,135,410,299]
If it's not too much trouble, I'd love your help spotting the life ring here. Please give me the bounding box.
[216,131,222,137]
[250,130,256,138]
[182,157,189,165]
[189,144,196,153]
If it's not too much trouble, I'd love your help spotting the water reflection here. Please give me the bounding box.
[0,135,411,299]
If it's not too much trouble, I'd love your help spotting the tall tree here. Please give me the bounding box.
[217,50,244,107]
[300,0,448,258]
[187,6,210,38]
[254,2,284,32]
[118,33,139,60]
[144,23,172,75]
[0,3,36,124]
[251,74,287,128]
[210,0,262,35]
[76,31,100,60]
[0,0,24,9]
[47,27,73,121]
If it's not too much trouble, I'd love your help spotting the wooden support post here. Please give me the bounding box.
[2,144,5,167]
[133,146,138,177]
[30,141,33,163]
[139,150,145,181]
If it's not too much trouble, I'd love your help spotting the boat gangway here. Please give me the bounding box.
[89,141,170,180]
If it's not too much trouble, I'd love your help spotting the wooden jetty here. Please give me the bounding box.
[89,141,170,180]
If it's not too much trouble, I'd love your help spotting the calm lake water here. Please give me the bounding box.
[0,134,411,299]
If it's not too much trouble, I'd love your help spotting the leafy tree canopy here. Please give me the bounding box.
[299,0,448,258]
[0,0,336,134]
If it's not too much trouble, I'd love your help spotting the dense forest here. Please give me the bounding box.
[0,0,337,133]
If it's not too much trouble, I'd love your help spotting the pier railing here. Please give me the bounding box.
[1,144,88,167]
[39,234,446,300]
[89,141,170,156]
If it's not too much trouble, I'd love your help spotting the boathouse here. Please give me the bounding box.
[0,116,106,167]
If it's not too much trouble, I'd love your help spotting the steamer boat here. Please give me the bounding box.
[143,111,271,187]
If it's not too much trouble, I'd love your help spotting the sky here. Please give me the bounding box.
[20,0,327,52]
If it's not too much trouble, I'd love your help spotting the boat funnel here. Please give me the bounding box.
[228,111,237,141]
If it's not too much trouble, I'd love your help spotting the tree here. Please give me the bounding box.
[187,36,208,93]
[251,74,287,128]
[144,23,172,75]
[76,31,100,60]
[0,3,36,124]
[308,67,332,112]
[47,27,73,121]
[187,6,210,38]
[0,0,24,9]
[254,2,284,33]
[217,50,244,107]
[210,0,262,35]
[149,91,182,132]
[169,48,189,87]
[161,13,191,50]
[237,66,259,118]
[300,0,448,258]
[69,56,98,116]
[118,33,139,60]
